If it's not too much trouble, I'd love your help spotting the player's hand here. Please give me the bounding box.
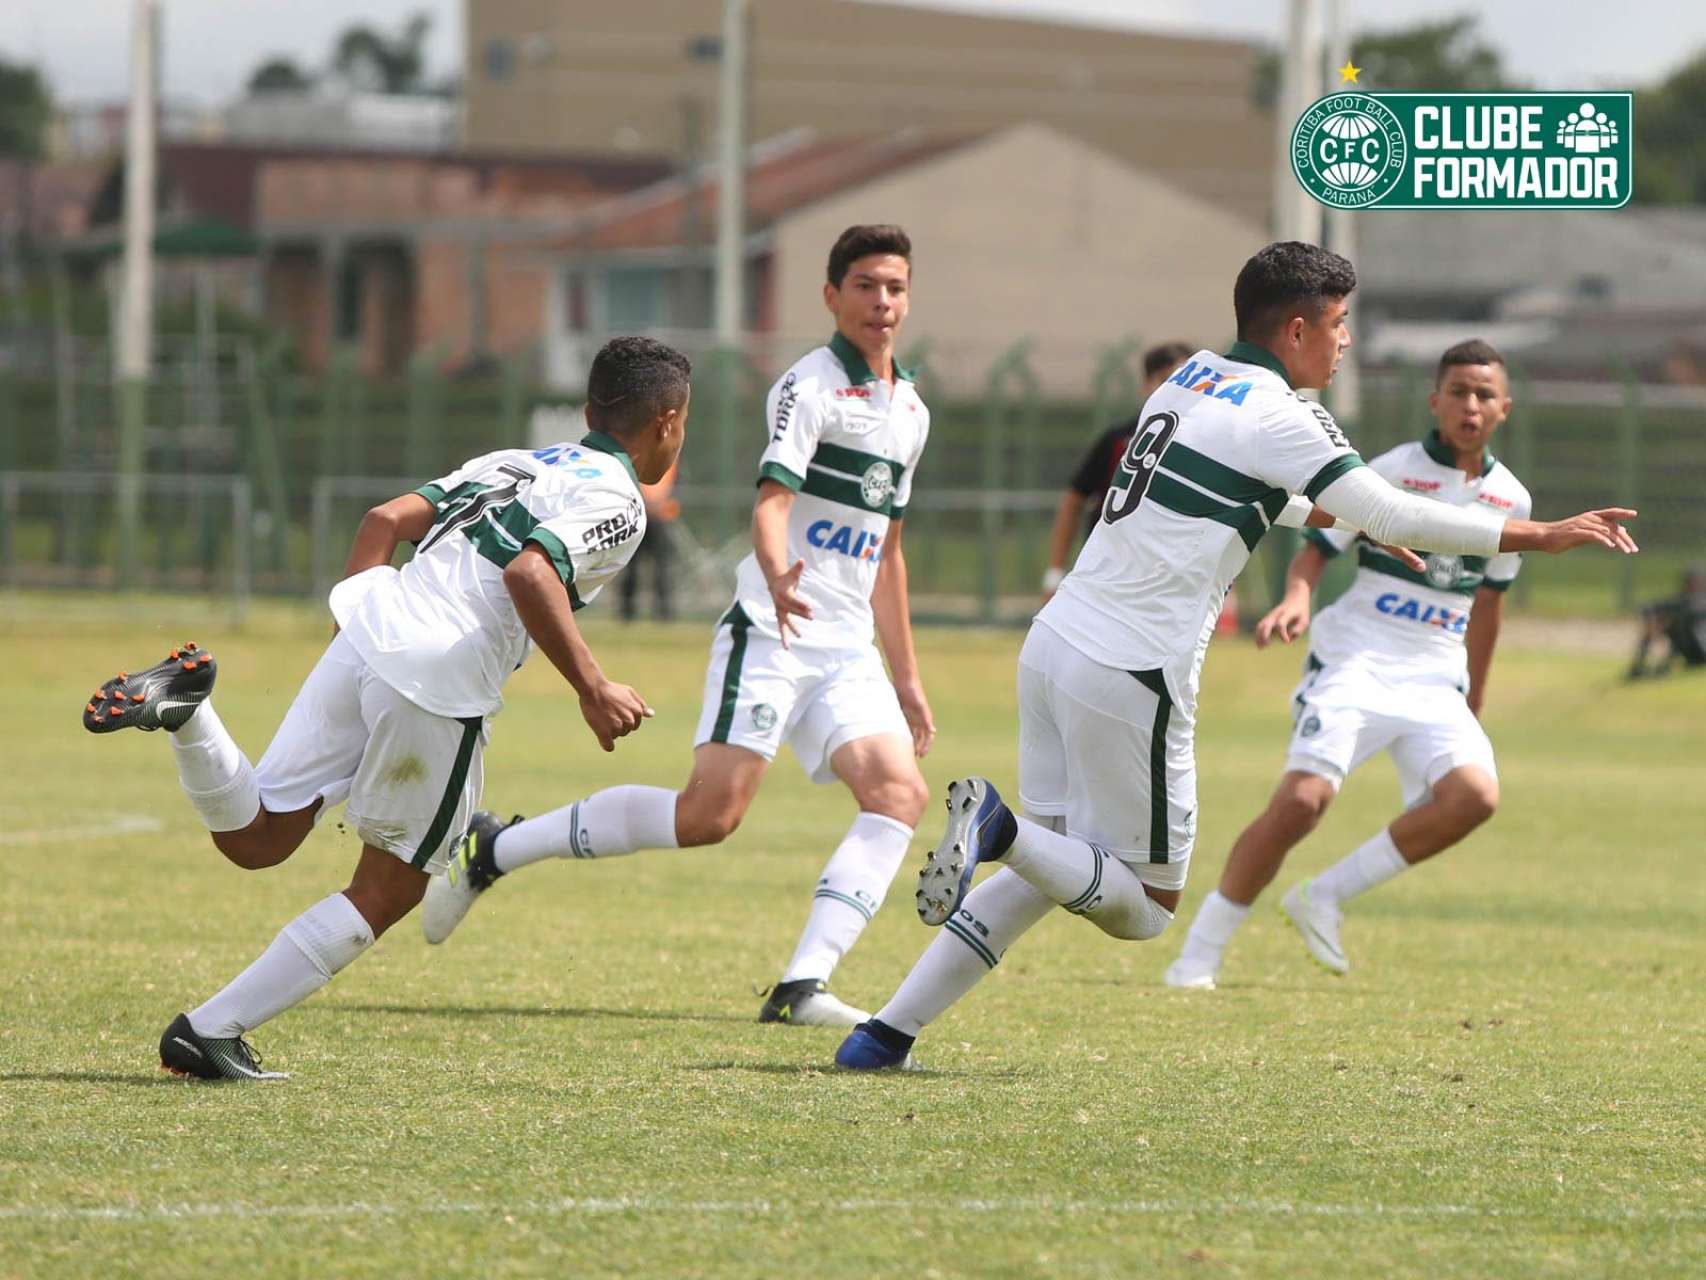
[1375,543,1426,572]
[579,680,654,752]
[1525,509,1640,555]
[766,560,815,648]
[897,680,936,757]
[1254,597,1311,648]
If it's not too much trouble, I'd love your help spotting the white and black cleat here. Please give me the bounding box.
[158,1013,287,1081]
[916,776,1016,927]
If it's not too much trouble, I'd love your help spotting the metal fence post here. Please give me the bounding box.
[1508,363,1536,609]
[1617,364,1641,612]
[981,340,1040,622]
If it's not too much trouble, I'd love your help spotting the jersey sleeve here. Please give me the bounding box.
[526,478,645,605]
[1480,482,1532,591]
[892,408,930,519]
[1304,443,1407,556]
[1253,399,1365,499]
[755,368,827,492]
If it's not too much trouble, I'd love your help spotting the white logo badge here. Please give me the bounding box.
[860,461,895,509]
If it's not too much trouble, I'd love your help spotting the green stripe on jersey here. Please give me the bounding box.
[1357,544,1484,595]
[1163,442,1285,508]
[801,465,894,516]
[1303,453,1365,501]
[758,461,804,492]
[1147,473,1268,551]
[812,440,908,489]
[1303,528,1341,557]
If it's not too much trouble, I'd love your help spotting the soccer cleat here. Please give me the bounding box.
[82,642,215,734]
[1280,880,1349,975]
[757,978,869,1027]
[421,811,519,944]
[1163,952,1220,990]
[158,1012,287,1081]
[916,776,1015,927]
[834,1021,923,1071]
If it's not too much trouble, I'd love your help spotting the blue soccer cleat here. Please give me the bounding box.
[915,777,1015,927]
[834,1020,922,1072]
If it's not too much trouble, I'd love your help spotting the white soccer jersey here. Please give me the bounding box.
[331,436,646,719]
[1304,434,1532,685]
[729,332,930,648]
[1038,344,1364,718]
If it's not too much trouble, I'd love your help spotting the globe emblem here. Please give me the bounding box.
[1316,111,1386,190]
[1424,553,1463,590]
[861,461,895,508]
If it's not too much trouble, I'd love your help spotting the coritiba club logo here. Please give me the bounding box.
[1292,91,1632,210]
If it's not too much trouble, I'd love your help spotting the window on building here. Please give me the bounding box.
[484,39,516,81]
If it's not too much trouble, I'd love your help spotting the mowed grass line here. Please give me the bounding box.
[1,602,1702,1278]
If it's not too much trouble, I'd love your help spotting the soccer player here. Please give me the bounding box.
[1165,340,1537,986]
[833,242,1637,1070]
[83,337,691,1080]
[422,225,935,1029]
[1042,341,1195,600]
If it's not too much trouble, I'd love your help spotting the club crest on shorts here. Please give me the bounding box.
[1299,711,1322,739]
[1424,553,1463,590]
[860,461,895,509]
[751,703,778,732]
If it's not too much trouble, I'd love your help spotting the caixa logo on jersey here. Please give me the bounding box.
[1375,592,1468,633]
[806,519,883,563]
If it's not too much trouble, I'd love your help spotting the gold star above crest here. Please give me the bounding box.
[1338,59,1362,84]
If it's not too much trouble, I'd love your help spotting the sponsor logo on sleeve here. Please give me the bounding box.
[772,372,798,441]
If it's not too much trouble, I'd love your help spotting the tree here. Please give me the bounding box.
[0,57,52,161]
[1633,49,1706,204]
[330,13,432,95]
[1251,14,1518,108]
[247,57,314,94]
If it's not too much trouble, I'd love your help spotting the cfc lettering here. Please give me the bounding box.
[1374,592,1469,633]
[806,518,884,563]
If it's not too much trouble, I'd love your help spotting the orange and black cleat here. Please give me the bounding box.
[81,642,217,734]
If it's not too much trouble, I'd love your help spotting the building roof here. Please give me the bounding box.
[547,129,979,255]
[83,142,678,232]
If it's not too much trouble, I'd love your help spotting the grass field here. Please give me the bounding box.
[2,602,1703,1278]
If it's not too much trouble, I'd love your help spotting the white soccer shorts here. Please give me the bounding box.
[1016,621,1197,892]
[253,634,487,873]
[692,605,910,784]
[1284,654,1497,808]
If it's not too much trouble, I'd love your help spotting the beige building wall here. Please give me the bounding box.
[466,0,1274,225]
[769,125,1266,398]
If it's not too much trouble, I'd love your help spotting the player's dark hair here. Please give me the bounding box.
[1233,241,1357,342]
[1143,341,1196,379]
[1436,338,1506,384]
[827,224,912,287]
[584,337,692,437]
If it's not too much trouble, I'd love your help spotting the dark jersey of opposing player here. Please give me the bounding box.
[1069,417,1143,541]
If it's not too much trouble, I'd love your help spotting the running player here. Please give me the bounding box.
[1165,339,1532,986]
[1042,341,1195,600]
[422,225,934,1029]
[833,242,1637,1069]
[83,337,690,1079]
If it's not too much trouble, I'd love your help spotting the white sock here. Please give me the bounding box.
[873,868,1054,1035]
[1180,890,1251,961]
[188,893,374,1038]
[168,701,261,832]
[781,812,914,983]
[1003,815,1174,941]
[1311,827,1409,907]
[493,785,679,872]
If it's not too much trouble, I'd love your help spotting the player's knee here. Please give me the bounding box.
[1092,900,1174,942]
[210,827,294,871]
[1440,774,1499,831]
[1272,783,1332,837]
[857,774,929,826]
[675,795,744,846]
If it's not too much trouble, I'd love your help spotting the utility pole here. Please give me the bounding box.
[713,0,748,348]
[117,0,158,578]
[1274,0,1324,247]
[1323,0,1362,427]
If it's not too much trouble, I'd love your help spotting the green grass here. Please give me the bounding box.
[2,603,1703,1278]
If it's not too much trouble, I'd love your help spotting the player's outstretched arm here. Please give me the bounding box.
[1254,543,1330,648]
[503,544,651,752]
[872,520,935,757]
[752,480,814,647]
[1497,509,1639,555]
